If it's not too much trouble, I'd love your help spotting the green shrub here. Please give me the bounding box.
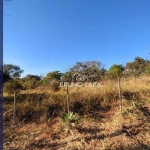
[4,80,22,95]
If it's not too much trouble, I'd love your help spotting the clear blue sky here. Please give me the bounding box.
[4,0,150,77]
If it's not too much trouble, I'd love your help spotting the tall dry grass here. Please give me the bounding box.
[4,75,150,123]
[4,75,150,149]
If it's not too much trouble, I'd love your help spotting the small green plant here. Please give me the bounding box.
[132,101,141,108]
[61,111,77,124]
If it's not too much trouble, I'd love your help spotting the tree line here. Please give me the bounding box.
[3,56,150,94]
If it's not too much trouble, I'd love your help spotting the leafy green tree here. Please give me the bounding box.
[4,80,22,95]
[46,71,62,81]
[42,71,62,86]
[3,73,11,83]
[61,71,72,82]
[3,64,24,79]
[124,57,149,76]
[67,61,105,82]
[99,68,108,80]
[70,61,101,73]
[26,74,41,80]
[134,57,146,74]
[108,64,124,79]
[123,62,135,76]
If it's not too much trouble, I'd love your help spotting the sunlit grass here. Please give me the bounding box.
[3,75,150,149]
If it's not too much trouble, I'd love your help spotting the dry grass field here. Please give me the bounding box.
[4,76,150,150]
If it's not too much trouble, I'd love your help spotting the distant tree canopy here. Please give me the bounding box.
[3,64,24,80]
[69,61,102,73]
[62,61,106,82]
[99,68,108,78]
[3,56,150,91]
[61,71,72,82]
[3,64,24,93]
[42,71,62,86]
[26,74,41,80]
[124,57,150,76]
[46,71,62,81]
[108,64,124,79]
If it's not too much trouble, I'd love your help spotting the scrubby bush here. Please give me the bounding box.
[20,74,41,90]
[4,80,22,95]
[49,79,60,92]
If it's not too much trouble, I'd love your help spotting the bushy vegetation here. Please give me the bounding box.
[4,76,150,149]
[4,80,22,95]
[3,56,150,149]
[3,56,150,91]
[108,64,124,79]
[49,79,60,92]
